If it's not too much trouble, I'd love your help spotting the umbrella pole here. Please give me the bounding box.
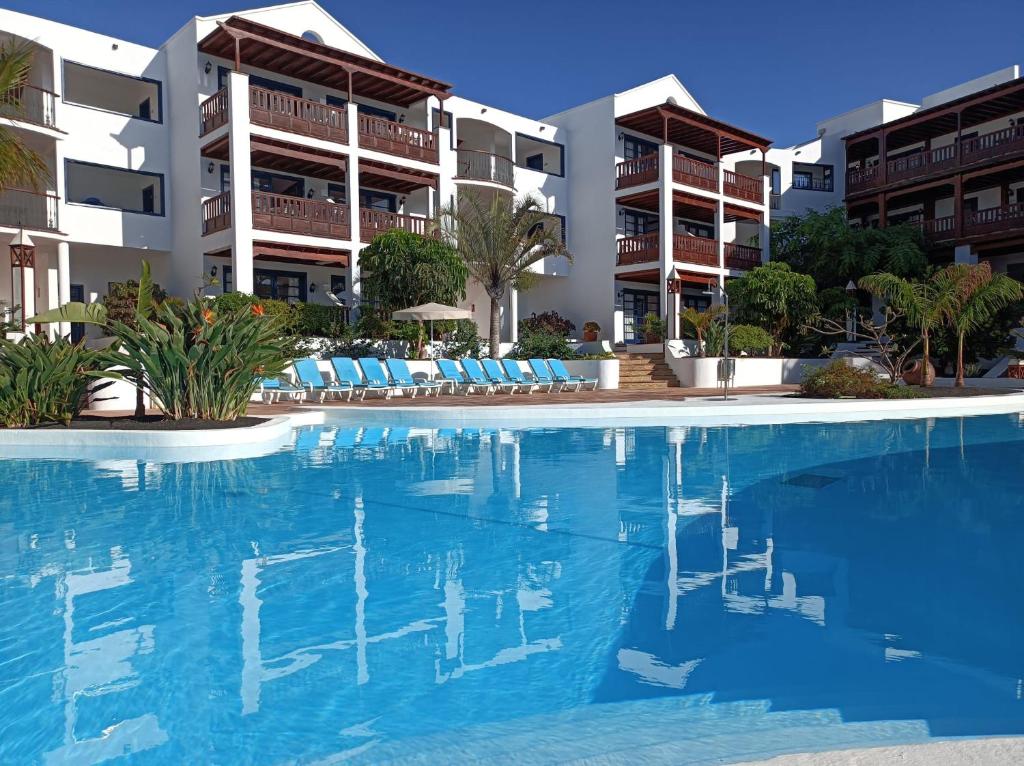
[429,319,434,381]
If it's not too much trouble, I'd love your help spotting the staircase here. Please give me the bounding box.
[616,351,682,390]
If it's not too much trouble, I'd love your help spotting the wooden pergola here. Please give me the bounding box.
[616,102,772,159]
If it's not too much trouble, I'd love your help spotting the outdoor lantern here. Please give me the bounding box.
[309,282,317,294]
[210,265,218,278]
[9,228,35,331]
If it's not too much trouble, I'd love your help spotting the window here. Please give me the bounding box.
[963,197,979,214]
[527,214,566,244]
[681,294,711,312]
[526,154,544,171]
[793,171,813,189]
[679,220,713,239]
[223,267,308,303]
[792,162,834,192]
[330,275,347,296]
[515,133,565,176]
[770,168,781,195]
[220,165,231,193]
[623,134,657,161]
[623,209,658,237]
[63,61,162,122]
[218,67,302,96]
[360,190,396,212]
[358,103,397,122]
[65,160,165,215]
[1007,263,1024,283]
[327,183,346,203]
[301,31,323,44]
[252,170,304,197]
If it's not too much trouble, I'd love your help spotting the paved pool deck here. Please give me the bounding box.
[736,736,1024,765]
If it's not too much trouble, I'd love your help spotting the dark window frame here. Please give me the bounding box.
[623,208,658,237]
[218,66,302,97]
[623,134,658,161]
[65,159,166,217]
[515,131,565,177]
[62,59,164,124]
[223,266,309,303]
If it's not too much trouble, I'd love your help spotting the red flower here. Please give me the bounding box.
[201,308,215,324]
[251,304,265,317]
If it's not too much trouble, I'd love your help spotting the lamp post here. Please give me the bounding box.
[9,227,35,332]
[704,279,731,401]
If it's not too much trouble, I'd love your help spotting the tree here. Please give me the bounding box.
[438,192,570,358]
[725,262,818,356]
[0,39,50,192]
[858,271,960,387]
[359,229,468,314]
[771,207,929,290]
[933,262,1022,386]
[679,305,726,357]
[811,307,921,384]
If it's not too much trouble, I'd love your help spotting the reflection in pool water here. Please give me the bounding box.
[1,415,1022,764]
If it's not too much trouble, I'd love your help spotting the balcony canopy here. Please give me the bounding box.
[616,103,771,157]
[198,16,453,107]
[845,76,1024,154]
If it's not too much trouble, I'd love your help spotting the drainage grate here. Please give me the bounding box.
[781,473,842,489]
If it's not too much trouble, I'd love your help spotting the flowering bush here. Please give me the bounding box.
[519,311,575,338]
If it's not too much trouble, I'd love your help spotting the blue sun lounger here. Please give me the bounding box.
[330,357,389,400]
[386,358,443,397]
[293,358,352,401]
[528,358,564,391]
[463,358,516,394]
[501,359,551,393]
[258,377,305,403]
[547,358,598,391]
[481,358,521,394]
[436,359,488,395]
[360,357,417,399]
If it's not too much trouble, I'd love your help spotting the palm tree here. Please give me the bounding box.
[680,305,726,357]
[934,262,1022,387]
[859,271,959,386]
[0,39,49,192]
[438,192,570,358]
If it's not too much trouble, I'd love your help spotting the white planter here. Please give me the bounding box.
[563,359,618,389]
[87,373,150,412]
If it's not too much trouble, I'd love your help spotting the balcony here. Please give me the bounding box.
[964,203,1024,237]
[673,156,717,192]
[617,232,659,265]
[199,89,229,136]
[359,208,431,243]
[723,170,763,204]
[0,85,57,129]
[846,124,1024,195]
[455,149,514,188]
[674,234,717,266]
[917,215,956,242]
[724,242,761,270]
[616,154,659,189]
[615,233,722,267]
[249,87,347,143]
[202,191,351,239]
[0,188,59,231]
[358,114,438,163]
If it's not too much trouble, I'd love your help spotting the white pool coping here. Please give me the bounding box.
[322,391,1024,428]
[735,736,1024,765]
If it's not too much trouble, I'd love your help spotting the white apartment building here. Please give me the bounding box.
[0,1,773,347]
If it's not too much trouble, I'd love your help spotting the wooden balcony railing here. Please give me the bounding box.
[918,215,955,241]
[769,193,782,210]
[723,170,763,204]
[847,124,1024,195]
[724,242,761,270]
[616,154,659,189]
[455,149,514,187]
[616,232,659,265]
[249,86,347,143]
[199,88,229,136]
[358,114,438,163]
[359,208,430,243]
[964,203,1024,237]
[673,156,718,192]
[674,234,718,266]
[202,191,231,236]
[0,84,57,129]
[251,192,351,238]
[0,188,59,231]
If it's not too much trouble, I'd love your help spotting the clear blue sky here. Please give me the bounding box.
[16,0,1024,145]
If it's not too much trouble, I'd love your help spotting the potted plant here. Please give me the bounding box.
[641,312,666,344]
[582,321,601,342]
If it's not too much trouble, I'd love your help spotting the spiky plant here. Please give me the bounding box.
[680,305,727,357]
[437,192,570,358]
[0,39,50,192]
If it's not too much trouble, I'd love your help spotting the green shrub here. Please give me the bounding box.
[519,311,575,337]
[704,320,726,356]
[507,329,575,360]
[727,324,773,356]
[111,300,290,421]
[102,278,169,331]
[0,335,119,427]
[438,318,484,359]
[290,303,348,337]
[800,360,921,399]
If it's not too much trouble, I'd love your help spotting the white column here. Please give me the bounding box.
[715,168,726,275]
[954,244,977,265]
[227,71,254,294]
[346,102,362,312]
[761,176,771,264]
[20,266,35,333]
[508,287,518,345]
[658,144,673,341]
[57,240,71,338]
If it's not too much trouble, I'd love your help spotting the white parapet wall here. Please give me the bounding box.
[666,355,834,388]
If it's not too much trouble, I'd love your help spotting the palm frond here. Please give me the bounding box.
[0,39,49,191]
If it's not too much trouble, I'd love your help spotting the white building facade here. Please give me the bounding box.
[0,1,775,348]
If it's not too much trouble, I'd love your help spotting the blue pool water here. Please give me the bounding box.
[1,414,1023,764]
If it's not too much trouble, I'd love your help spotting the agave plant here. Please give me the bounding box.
[0,334,121,427]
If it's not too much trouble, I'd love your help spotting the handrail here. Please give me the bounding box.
[616,232,659,265]
[199,88,229,136]
[673,234,718,266]
[724,242,761,270]
[723,169,763,203]
[964,202,1024,236]
[359,208,430,243]
[0,83,57,128]
[0,187,60,231]
[673,155,718,192]
[616,154,659,189]
[249,86,347,143]
[455,149,514,187]
[358,113,437,163]
[251,191,351,238]
[202,191,231,236]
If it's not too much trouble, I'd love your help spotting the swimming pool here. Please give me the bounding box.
[1,413,1022,764]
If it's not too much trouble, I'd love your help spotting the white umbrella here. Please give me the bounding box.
[391,303,473,377]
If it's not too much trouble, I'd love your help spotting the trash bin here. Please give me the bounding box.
[717,358,735,382]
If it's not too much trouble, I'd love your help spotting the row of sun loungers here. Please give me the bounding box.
[260,357,599,402]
